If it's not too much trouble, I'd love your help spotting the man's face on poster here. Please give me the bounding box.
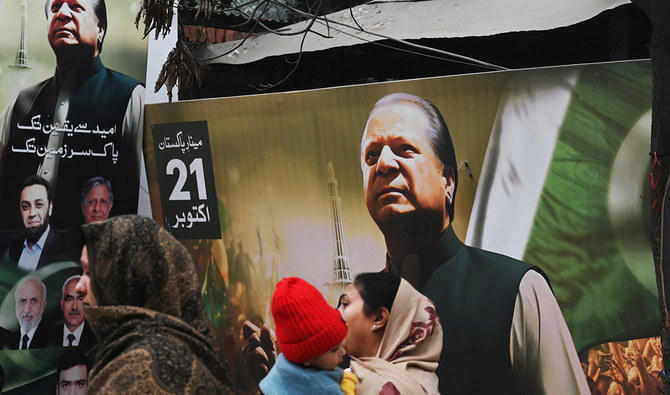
[15,279,47,332]
[47,0,102,56]
[61,279,85,331]
[20,184,52,236]
[361,101,451,228]
[57,364,88,395]
[81,184,113,224]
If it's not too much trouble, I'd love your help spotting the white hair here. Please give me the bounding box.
[15,277,47,332]
[15,277,46,301]
[62,275,82,299]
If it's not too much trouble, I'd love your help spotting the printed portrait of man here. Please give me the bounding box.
[4,175,78,270]
[0,0,144,231]
[80,176,113,224]
[54,275,97,351]
[360,93,588,393]
[5,276,55,349]
[56,348,89,395]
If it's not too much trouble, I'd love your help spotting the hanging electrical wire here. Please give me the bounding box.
[139,0,507,99]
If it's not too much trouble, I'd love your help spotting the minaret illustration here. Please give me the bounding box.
[11,0,31,69]
[327,162,353,285]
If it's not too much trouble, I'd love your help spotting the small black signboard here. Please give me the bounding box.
[151,121,221,239]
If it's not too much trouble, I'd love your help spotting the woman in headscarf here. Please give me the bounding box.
[337,272,442,394]
[75,215,232,394]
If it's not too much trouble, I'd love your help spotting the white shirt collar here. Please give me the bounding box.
[19,322,40,349]
[63,321,85,346]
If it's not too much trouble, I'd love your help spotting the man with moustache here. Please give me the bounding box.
[0,0,144,230]
[6,175,77,270]
[80,176,113,224]
[6,277,54,349]
[54,275,97,351]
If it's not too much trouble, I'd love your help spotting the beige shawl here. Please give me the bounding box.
[350,278,442,394]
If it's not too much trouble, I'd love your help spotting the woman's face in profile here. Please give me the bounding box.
[338,284,377,358]
[75,246,98,306]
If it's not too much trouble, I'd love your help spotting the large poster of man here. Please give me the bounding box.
[0,0,146,392]
[0,0,146,236]
[144,60,657,393]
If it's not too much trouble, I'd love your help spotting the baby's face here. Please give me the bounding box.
[304,342,346,370]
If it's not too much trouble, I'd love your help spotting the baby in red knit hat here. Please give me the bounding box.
[259,277,357,394]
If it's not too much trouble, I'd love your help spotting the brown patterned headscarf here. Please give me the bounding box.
[350,278,442,394]
[83,215,231,393]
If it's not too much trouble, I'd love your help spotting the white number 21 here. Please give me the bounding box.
[166,158,207,201]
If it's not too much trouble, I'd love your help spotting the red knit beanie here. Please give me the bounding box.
[271,277,348,364]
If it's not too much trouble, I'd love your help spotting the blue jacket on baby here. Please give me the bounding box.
[259,354,344,394]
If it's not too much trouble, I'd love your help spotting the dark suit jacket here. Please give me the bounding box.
[7,228,80,269]
[0,325,9,347]
[53,321,98,352]
[6,320,55,349]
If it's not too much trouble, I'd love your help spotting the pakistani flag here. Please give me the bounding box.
[466,61,657,354]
